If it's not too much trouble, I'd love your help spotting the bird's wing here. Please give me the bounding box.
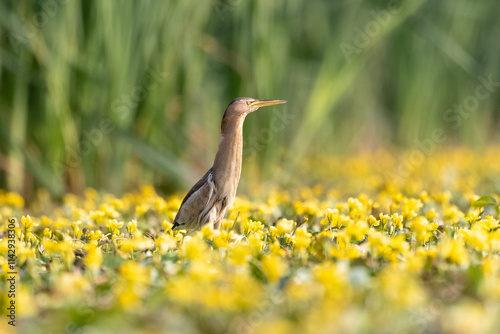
[173,168,216,229]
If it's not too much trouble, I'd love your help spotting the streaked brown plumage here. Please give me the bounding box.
[172,97,286,231]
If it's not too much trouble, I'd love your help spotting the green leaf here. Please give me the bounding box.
[249,261,266,283]
[102,254,125,270]
[471,196,497,207]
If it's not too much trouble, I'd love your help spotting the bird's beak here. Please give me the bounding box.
[249,99,287,108]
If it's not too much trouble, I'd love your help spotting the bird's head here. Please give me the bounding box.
[223,97,287,119]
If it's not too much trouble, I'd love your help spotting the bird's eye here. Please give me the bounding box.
[246,101,252,106]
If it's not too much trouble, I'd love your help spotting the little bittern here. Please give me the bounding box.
[172,97,287,231]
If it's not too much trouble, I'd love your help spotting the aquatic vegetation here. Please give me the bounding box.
[1,148,500,334]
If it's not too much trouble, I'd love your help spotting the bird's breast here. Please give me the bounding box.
[212,118,244,205]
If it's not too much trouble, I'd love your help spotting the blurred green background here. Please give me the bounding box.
[0,0,499,199]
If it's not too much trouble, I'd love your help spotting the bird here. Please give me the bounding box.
[172,97,287,231]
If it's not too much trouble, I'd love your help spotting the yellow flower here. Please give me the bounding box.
[445,206,464,225]
[435,191,451,204]
[378,265,426,307]
[71,220,83,239]
[21,215,37,231]
[201,225,214,240]
[6,148,500,329]
[17,285,36,316]
[17,243,36,265]
[346,220,369,241]
[153,197,167,212]
[392,192,404,204]
[213,230,232,249]
[425,209,437,220]
[419,191,429,202]
[127,220,138,235]
[269,241,285,256]
[112,232,125,240]
[368,230,389,249]
[390,234,409,255]
[348,197,364,218]
[321,208,341,227]
[41,216,53,227]
[391,213,404,230]
[119,261,150,285]
[116,285,141,310]
[87,229,104,241]
[401,198,422,220]
[119,238,154,254]
[5,192,24,207]
[465,212,481,224]
[460,228,489,252]
[43,228,52,238]
[242,219,264,235]
[89,210,106,223]
[58,272,91,299]
[261,255,287,283]
[379,213,390,225]
[254,320,293,334]
[99,204,119,218]
[293,199,320,216]
[269,226,278,238]
[248,233,265,254]
[117,261,150,309]
[367,215,380,227]
[268,190,290,206]
[181,236,207,260]
[335,202,348,212]
[83,243,103,271]
[313,262,350,298]
[42,239,75,264]
[389,203,399,212]
[293,226,312,251]
[162,220,173,233]
[107,219,124,234]
[135,203,149,216]
[416,246,437,258]
[276,219,294,236]
[155,234,177,254]
[410,216,436,243]
[229,243,251,265]
[477,216,499,231]
[440,238,468,265]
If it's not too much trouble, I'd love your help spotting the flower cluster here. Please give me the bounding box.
[1,148,500,334]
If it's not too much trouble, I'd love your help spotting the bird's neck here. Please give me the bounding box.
[213,116,244,189]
